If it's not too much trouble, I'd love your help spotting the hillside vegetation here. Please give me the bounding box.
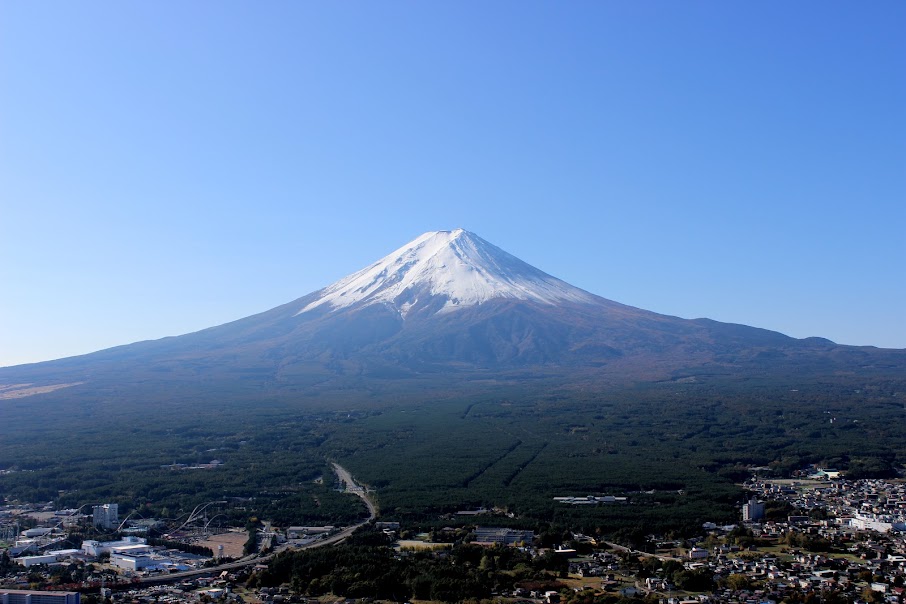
[2,374,903,539]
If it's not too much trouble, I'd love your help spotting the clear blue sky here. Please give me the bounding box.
[1,2,904,367]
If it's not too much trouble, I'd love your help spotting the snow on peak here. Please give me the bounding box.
[296,229,597,318]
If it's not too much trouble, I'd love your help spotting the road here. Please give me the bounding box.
[332,461,378,518]
[600,541,681,562]
[135,463,377,586]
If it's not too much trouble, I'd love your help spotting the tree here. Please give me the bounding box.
[673,568,713,591]
[724,573,751,591]
[243,521,258,555]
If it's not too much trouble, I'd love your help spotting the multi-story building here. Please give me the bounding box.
[92,503,118,530]
[742,498,765,521]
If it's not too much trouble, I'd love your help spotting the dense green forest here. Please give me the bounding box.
[1,375,904,540]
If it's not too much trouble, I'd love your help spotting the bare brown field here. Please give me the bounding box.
[197,530,247,558]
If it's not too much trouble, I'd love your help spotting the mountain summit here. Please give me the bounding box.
[297,229,596,318]
[1,229,904,405]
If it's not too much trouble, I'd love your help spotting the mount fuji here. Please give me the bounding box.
[1,229,904,406]
[296,229,598,317]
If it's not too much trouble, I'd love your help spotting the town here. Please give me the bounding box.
[2,467,906,604]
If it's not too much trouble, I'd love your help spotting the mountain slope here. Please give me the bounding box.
[1,229,904,406]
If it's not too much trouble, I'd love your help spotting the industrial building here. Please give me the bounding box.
[849,512,906,533]
[15,550,81,567]
[286,526,334,539]
[81,536,146,557]
[110,551,155,571]
[473,527,535,545]
[0,589,80,604]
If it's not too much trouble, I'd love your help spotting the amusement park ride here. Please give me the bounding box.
[164,500,228,538]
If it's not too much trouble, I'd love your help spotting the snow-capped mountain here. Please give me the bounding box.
[1,229,903,407]
[297,229,596,318]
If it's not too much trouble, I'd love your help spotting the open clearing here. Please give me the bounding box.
[0,382,83,399]
[197,530,247,558]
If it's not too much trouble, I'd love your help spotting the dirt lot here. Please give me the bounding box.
[0,382,82,399]
[196,530,247,558]
[396,540,453,551]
